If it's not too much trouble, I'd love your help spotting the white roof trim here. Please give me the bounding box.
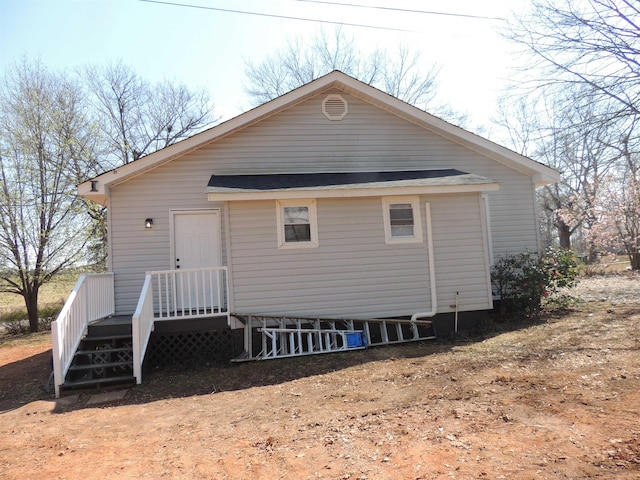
[78,70,559,204]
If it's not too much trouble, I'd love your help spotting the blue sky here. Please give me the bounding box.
[1,0,528,132]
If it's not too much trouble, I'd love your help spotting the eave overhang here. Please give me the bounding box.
[206,170,500,201]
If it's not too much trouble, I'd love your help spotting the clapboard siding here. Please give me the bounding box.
[109,166,227,313]
[186,90,538,256]
[429,194,492,311]
[108,88,532,314]
[227,194,491,318]
[228,197,429,318]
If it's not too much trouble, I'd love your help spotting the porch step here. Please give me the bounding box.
[75,346,132,356]
[87,315,133,337]
[62,375,136,389]
[69,361,133,371]
[81,333,133,343]
[61,329,134,393]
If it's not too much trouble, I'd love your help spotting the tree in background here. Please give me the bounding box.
[579,118,640,269]
[0,60,101,332]
[81,62,216,268]
[502,0,640,267]
[244,27,467,125]
[84,61,215,165]
[540,88,621,257]
[494,86,620,253]
[589,173,640,270]
[507,0,640,119]
[0,59,218,331]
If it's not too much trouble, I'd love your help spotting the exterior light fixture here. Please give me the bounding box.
[145,218,153,229]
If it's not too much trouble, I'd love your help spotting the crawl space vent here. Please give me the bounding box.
[322,94,348,120]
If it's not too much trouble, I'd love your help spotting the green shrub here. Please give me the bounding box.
[38,304,63,331]
[1,309,30,335]
[491,247,579,320]
[1,303,63,335]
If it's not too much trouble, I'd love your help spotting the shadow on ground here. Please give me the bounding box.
[0,307,590,414]
[0,349,52,413]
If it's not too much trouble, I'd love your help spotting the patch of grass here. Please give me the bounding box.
[1,303,64,335]
[579,255,632,276]
[0,273,74,336]
[0,272,77,318]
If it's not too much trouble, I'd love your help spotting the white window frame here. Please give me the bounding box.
[276,199,319,249]
[382,196,423,244]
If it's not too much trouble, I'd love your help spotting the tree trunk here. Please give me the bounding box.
[629,252,640,271]
[557,219,572,249]
[25,288,40,333]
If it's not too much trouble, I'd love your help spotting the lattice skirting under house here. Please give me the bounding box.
[145,318,244,367]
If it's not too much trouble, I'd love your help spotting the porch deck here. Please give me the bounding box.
[90,314,231,328]
[52,267,230,397]
[91,313,233,333]
[90,315,133,327]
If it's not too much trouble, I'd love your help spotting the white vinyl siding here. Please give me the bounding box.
[228,194,492,318]
[107,89,533,314]
[182,90,538,257]
[109,170,227,314]
[429,194,493,311]
[229,197,430,318]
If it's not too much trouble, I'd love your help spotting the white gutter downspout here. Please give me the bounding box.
[411,202,437,322]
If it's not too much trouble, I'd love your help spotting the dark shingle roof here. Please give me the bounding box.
[206,169,495,193]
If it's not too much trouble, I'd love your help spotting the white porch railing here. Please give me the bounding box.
[132,266,229,384]
[51,273,115,398]
[132,274,154,384]
[151,266,229,319]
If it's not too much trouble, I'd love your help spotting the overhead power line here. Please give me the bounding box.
[138,0,417,32]
[295,0,507,21]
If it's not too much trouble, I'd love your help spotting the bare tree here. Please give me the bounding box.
[560,90,618,249]
[495,92,578,249]
[81,62,218,268]
[504,1,640,265]
[0,59,100,332]
[585,116,640,268]
[245,28,368,104]
[495,85,621,252]
[244,27,462,121]
[507,0,640,118]
[0,58,220,329]
[84,61,215,165]
[494,95,541,158]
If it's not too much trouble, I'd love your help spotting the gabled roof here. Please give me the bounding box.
[206,170,499,201]
[79,70,560,205]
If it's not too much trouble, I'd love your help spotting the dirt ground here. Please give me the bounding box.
[0,276,639,479]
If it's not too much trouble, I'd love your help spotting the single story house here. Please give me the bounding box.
[51,70,559,396]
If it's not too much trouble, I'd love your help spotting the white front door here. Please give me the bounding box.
[173,211,221,270]
[172,210,222,311]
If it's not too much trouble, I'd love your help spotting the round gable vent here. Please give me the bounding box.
[322,94,348,121]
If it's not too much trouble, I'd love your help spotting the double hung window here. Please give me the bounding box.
[276,199,318,249]
[382,196,423,244]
